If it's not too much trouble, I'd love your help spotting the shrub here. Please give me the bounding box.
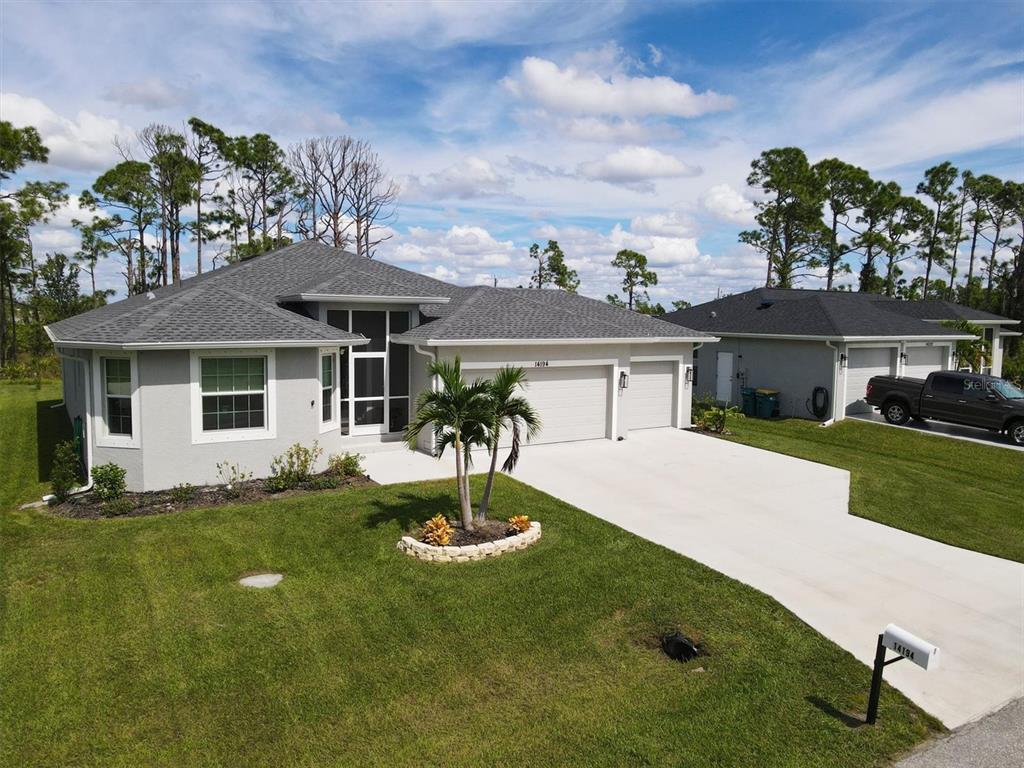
[170,483,197,504]
[102,498,134,517]
[92,462,127,502]
[267,442,323,492]
[50,440,81,502]
[216,461,252,497]
[307,474,342,491]
[507,515,531,535]
[327,451,364,478]
[420,514,454,546]
[692,394,740,434]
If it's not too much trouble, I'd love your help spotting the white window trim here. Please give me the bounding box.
[91,350,141,449]
[318,348,339,434]
[323,307,412,436]
[190,349,277,445]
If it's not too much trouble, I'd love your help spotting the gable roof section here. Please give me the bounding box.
[48,241,711,348]
[396,286,711,343]
[662,288,992,340]
[48,242,377,347]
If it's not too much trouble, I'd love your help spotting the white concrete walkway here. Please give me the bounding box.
[362,429,1024,728]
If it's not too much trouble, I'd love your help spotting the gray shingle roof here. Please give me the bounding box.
[662,288,1002,339]
[48,241,709,347]
[397,286,711,342]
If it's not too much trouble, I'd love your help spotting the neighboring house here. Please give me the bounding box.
[663,288,1020,422]
[47,242,714,491]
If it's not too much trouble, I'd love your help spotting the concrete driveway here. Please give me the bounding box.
[850,411,1024,452]
[363,429,1024,728]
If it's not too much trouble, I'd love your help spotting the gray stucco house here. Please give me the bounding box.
[663,288,1020,422]
[47,242,713,491]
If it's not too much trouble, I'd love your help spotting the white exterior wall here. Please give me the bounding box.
[694,337,835,420]
[72,336,694,492]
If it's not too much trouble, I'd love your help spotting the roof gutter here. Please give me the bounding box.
[277,293,451,304]
[50,350,93,498]
[821,340,841,428]
[50,338,370,351]
[391,336,719,347]
[704,331,976,342]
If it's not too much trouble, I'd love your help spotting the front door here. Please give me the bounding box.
[716,352,734,404]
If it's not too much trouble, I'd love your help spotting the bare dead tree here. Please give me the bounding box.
[347,140,398,258]
[289,136,355,249]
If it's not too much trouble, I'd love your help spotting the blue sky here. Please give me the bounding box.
[2,0,1022,303]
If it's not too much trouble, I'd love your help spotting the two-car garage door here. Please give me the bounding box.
[474,365,610,444]
[471,360,677,444]
[627,361,675,430]
[903,346,947,380]
[845,345,949,415]
[846,347,896,415]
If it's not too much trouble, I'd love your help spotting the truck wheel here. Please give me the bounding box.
[882,400,910,426]
[1009,420,1024,446]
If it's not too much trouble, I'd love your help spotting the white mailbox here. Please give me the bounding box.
[882,624,940,671]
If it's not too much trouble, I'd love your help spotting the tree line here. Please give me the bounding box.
[0,119,399,372]
[523,239,687,315]
[739,147,1023,321]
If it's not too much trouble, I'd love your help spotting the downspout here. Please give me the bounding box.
[412,344,438,456]
[49,350,94,497]
[687,341,707,429]
[821,340,840,427]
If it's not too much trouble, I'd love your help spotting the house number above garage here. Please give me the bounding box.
[534,361,549,367]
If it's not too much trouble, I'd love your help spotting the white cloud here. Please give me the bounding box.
[834,77,1024,168]
[386,224,517,269]
[558,116,677,143]
[630,210,697,238]
[401,157,514,200]
[577,146,701,192]
[1,93,127,172]
[503,55,735,118]
[647,43,663,67]
[102,77,190,109]
[700,184,756,225]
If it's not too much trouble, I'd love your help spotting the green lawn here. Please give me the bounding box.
[0,383,938,767]
[0,381,69,512]
[722,416,1024,563]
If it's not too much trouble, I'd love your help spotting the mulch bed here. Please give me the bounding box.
[50,473,377,520]
[448,518,518,546]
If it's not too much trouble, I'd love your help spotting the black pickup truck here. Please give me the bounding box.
[865,371,1024,445]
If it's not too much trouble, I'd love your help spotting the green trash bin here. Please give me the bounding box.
[755,388,780,419]
[741,387,757,417]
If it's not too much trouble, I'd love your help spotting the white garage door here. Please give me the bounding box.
[627,361,675,430]
[904,346,947,380]
[473,365,610,444]
[846,347,896,414]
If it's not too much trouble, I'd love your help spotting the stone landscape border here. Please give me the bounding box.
[398,521,542,562]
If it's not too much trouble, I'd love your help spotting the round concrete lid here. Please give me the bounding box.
[239,573,283,588]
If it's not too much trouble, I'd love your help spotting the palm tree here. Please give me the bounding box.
[405,357,491,529]
[476,366,541,523]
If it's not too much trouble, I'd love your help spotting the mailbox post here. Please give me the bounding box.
[866,624,939,725]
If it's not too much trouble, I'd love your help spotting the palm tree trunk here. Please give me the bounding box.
[477,443,500,523]
[454,434,472,529]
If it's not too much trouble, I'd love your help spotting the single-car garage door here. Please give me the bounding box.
[473,365,610,444]
[846,347,896,414]
[628,361,675,430]
[904,346,947,379]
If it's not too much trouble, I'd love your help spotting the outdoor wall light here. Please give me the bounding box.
[619,371,629,389]
[685,366,694,384]
[839,353,848,368]
[899,351,909,365]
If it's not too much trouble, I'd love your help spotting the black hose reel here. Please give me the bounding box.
[808,386,830,420]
